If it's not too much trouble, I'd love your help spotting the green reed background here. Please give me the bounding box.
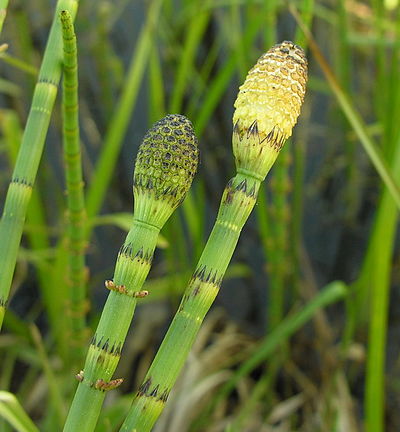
[0,0,399,431]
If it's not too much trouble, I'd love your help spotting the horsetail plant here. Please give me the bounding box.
[60,10,88,361]
[0,0,79,330]
[120,41,308,432]
[63,114,199,432]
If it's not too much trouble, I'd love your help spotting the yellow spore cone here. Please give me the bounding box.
[233,41,308,179]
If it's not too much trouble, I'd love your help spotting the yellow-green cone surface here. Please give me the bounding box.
[133,114,199,227]
[233,41,308,179]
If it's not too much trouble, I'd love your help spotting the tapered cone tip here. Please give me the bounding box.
[133,114,199,227]
[232,41,308,178]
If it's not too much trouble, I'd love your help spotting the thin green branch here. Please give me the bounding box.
[0,51,38,76]
[0,0,79,330]
[60,10,87,362]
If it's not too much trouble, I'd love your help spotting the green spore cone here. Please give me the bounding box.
[63,114,198,432]
[133,114,199,227]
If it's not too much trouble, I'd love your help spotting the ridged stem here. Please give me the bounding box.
[63,220,160,432]
[60,10,87,362]
[120,171,264,432]
[0,0,79,330]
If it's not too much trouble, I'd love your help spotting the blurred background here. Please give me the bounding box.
[1,0,400,431]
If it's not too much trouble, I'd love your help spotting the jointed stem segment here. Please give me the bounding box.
[105,280,149,298]
[60,10,88,361]
[63,221,160,432]
[120,173,262,431]
[64,115,199,432]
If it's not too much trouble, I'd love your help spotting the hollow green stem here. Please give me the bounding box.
[63,222,160,432]
[63,115,199,432]
[60,10,87,361]
[0,0,79,330]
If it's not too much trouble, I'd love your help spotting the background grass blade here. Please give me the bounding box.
[291,5,400,211]
[85,0,163,221]
[0,391,39,432]
[220,281,346,403]
[0,0,8,35]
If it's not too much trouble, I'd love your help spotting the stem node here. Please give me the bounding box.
[95,378,124,391]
